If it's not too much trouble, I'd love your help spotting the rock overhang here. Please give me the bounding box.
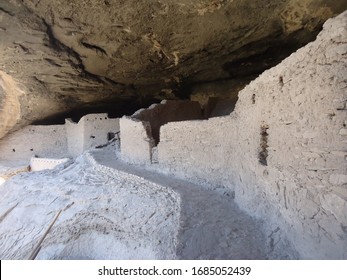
[0,0,346,137]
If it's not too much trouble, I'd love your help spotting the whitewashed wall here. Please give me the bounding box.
[158,13,347,259]
[0,125,67,161]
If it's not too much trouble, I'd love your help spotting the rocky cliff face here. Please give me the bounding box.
[1,0,346,138]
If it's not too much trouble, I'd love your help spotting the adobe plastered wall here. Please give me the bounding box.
[158,12,347,259]
[66,114,119,157]
[30,157,69,171]
[132,100,202,144]
[0,125,67,161]
[65,118,84,157]
[120,100,202,164]
[81,114,119,150]
[120,117,155,165]
[0,113,119,161]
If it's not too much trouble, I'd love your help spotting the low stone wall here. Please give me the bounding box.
[0,125,68,161]
[159,118,231,186]
[30,157,70,172]
[120,100,203,164]
[132,100,202,144]
[0,114,119,162]
[0,113,120,162]
[158,12,347,259]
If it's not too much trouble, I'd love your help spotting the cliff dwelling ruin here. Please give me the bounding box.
[0,0,346,260]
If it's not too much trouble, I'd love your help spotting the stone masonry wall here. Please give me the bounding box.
[30,157,70,172]
[65,118,84,157]
[120,117,155,165]
[81,114,120,151]
[66,113,119,157]
[158,12,347,259]
[0,113,119,161]
[132,100,202,144]
[0,125,68,161]
[120,100,202,164]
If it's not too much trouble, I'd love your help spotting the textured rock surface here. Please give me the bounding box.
[1,0,346,138]
[157,11,347,259]
[0,151,180,259]
[0,71,24,139]
[0,149,286,260]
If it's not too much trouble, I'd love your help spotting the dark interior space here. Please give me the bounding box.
[31,98,163,125]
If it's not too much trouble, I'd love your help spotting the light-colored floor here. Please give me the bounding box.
[0,147,286,259]
[92,148,269,259]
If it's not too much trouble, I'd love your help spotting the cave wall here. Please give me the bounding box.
[190,79,245,118]
[157,12,347,259]
[0,71,23,140]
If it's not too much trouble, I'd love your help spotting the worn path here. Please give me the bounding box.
[0,147,270,259]
[91,149,268,259]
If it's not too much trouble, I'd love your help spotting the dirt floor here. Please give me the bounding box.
[0,146,297,259]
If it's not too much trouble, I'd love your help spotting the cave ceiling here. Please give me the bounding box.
[0,0,346,136]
